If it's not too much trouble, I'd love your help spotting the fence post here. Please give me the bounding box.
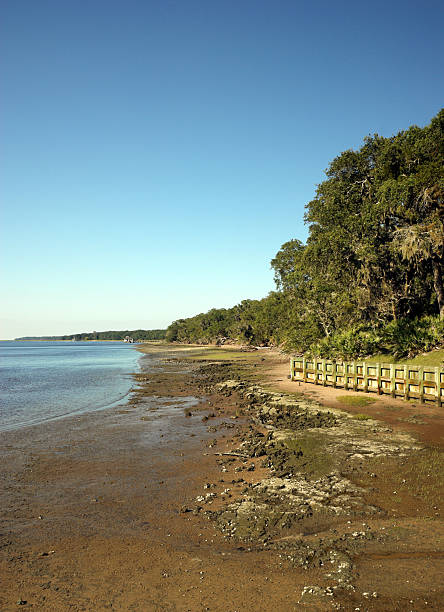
[302,357,306,383]
[363,361,368,393]
[322,359,327,386]
[376,362,382,394]
[418,366,425,403]
[344,361,348,390]
[404,364,409,401]
[390,363,396,398]
[290,358,293,381]
[436,367,442,407]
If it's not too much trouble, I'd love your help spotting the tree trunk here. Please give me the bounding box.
[432,257,444,319]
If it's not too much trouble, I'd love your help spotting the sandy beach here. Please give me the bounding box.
[1,345,443,611]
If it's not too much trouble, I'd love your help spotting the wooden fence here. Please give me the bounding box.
[290,357,443,406]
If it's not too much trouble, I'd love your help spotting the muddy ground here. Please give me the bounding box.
[0,345,443,611]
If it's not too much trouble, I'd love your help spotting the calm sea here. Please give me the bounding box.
[0,341,140,432]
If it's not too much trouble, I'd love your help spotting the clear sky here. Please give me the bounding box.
[1,0,443,338]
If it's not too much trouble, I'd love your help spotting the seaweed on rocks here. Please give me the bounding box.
[256,405,337,430]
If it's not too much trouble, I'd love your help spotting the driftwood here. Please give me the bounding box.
[214,452,249,459]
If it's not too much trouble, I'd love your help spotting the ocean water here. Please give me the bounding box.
[0,341,140,432]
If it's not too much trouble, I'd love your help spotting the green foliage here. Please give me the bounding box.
[307,327,382,360]
[305,315,443,360]
[379,316,444,359]
[165,296,285,346]
[165,110,443,359]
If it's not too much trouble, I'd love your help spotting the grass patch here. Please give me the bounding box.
[336,395,376,407]
[283,433,335,478]
[365,348,444,367]
[352,413,372,420]
[182,348,260,361]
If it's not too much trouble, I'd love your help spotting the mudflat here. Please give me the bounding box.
[0,345,443,611]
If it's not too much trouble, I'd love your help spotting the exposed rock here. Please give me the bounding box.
[192,364,424,602]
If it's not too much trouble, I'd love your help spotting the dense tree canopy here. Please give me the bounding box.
[166,110,443,358]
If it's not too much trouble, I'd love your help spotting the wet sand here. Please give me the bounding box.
[1,346,443,611]
[0,349,308,610]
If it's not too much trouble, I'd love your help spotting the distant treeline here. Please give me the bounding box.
[166,110,444,359]
[16,329,166,342]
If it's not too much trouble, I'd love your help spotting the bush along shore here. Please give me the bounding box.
[138,348,444,610]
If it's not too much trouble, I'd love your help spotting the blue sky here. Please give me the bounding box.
[2,0,443,338]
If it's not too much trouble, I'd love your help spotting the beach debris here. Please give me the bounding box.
[214,452,248,458]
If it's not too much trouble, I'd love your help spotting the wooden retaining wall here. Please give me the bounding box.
[290,357,443,406]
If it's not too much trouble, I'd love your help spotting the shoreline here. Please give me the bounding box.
[0,341,141,434]
[0,344,443,610]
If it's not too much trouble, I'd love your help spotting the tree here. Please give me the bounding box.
[387,111,444,318]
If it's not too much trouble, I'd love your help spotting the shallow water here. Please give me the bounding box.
[0,341,140,432]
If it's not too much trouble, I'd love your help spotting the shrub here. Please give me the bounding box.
[308,327,381,360]
[380,315,444,359]
[306,315,443,360]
